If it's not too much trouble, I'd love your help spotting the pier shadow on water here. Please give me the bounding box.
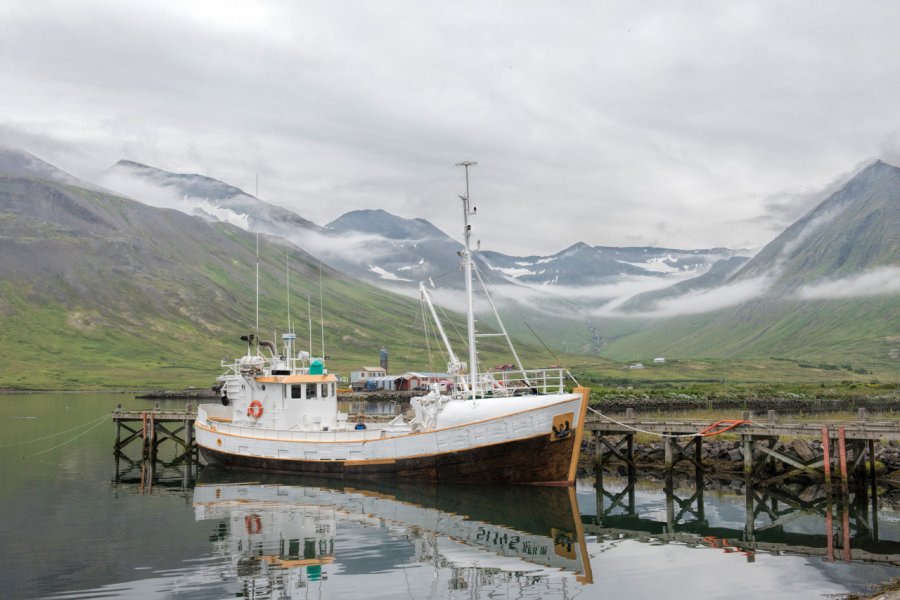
[587,465,900,568]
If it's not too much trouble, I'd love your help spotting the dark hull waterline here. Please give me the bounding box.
[199,431,579,485]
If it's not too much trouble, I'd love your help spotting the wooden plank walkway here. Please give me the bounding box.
[586,413,900,441]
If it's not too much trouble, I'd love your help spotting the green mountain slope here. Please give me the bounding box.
[0,174,535,390]
[597,296,899,366]
[733,160,899,288]
[598,161,899,365]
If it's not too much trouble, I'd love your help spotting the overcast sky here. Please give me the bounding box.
[2,0,899,255]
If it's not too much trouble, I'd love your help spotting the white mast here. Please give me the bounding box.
[255,175,260,351]
[456,161,478,398]
[418,283,467,393]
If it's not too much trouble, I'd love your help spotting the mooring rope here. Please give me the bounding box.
[19,415,111,459]
[588,405,717,439]
[0,412,109,447]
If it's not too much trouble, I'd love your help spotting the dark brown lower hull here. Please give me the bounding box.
[199,432,578,485]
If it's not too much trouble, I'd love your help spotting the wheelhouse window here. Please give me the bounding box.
[291,385,302,399]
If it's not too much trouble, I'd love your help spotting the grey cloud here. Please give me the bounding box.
[2,1,900,256]
[797,267,900,300]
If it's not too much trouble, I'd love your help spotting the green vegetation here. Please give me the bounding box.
[1,168,898,393]
[567,355,899,405]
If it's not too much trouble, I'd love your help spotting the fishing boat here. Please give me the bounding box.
[194,163,589,484]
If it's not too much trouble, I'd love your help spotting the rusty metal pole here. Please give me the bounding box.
[826,495,834,562]
[822,426,832,489]
[838,426,851,562]
[838,426,849,496]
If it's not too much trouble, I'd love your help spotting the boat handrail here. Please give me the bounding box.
[453,367,570,398]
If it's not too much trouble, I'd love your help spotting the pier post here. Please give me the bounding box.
[869,439,880,542]
[664,435,673,471]
[114,404,122,450]
[744,475,755,543]
[626,433,635,483]
[826,491,835,562]
[742,435,752,478]
[594,431,604,497]
[838,426,849,496]
[840,493,852,563]
[822,427,832,490]
[141,411,148,456]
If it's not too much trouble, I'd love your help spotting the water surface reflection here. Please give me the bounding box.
[193,469,592,599]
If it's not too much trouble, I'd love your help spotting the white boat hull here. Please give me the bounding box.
[196,388,589,485]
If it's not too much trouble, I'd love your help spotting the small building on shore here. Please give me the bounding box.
[399,372,452,392]
[350,366,387,391]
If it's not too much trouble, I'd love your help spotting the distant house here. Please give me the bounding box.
[628,363,645,370]
[365,375,402,392]
[653,357,666,364]
[399,372,451,392]
[350,366,387,391]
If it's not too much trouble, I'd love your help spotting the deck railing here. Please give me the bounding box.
[457,368,569,398]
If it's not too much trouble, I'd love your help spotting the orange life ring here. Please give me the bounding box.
[247,400,263,419]
[245,514,262,534]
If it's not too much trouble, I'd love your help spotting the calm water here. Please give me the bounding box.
[2,393,900,599]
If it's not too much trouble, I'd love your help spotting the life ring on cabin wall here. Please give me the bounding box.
[245,514,262,535]
[247,400,264,419]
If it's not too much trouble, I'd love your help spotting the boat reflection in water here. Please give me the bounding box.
[193,468,593,599]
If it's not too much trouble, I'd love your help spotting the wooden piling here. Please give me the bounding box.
[838,426,849,495]
[626,433,635,483]
[743,435,752,477]
[826,493,834,562]
[664,435,673,471]
[822,426,832,489]
[841,495,852,563]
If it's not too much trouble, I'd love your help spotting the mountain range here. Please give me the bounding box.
[107,158,745,290]
[0,146,897,388]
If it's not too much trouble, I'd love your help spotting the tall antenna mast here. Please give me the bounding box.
[255,174,260,347]
[319,265,326,359]
[456,160,478,398]
[307,294,313,358]
[286,252,292,334]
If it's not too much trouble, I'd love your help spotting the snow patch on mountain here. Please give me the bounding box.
[617,256,680,274]
[488,265,538,278]
[368,265,411,282]
[195,200,250,230]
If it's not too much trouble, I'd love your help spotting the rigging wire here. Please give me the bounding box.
[424,301,450,370]
[419,294,435,374]
[0,412,109,447]
[522,320,561,363]
[435,302,466,348]
[20,415,110,458]
[586,405,749,439]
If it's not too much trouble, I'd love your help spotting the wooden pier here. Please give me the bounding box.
[587,409,899,487]
[113,403,197,458]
